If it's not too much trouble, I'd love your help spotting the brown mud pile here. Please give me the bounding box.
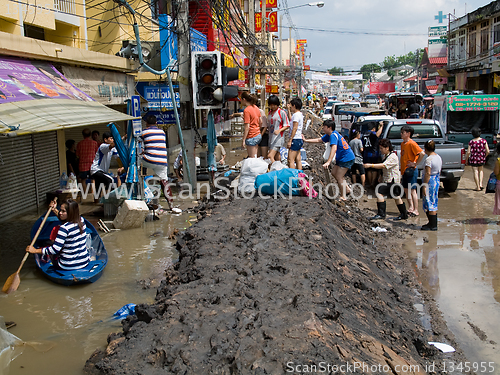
[85,194,468,374]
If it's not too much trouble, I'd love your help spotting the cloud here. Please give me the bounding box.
[282,0,487,70]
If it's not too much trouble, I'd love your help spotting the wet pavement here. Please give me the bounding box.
[1,139,500,374]
[401,163,500,371]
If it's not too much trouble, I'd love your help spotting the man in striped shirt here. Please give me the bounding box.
[141,115,173,209]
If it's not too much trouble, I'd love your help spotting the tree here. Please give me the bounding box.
[360,63,382,80]
[328,67,344,75]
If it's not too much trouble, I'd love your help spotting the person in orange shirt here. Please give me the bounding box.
[241,92,262,158]
[400,126,425,217]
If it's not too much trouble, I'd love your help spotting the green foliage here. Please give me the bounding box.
[360,63,382,80]
[381,50,424,71]
[328,66,344,75]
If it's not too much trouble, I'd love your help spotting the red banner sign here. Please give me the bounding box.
[296,39,307,45]
[266,85,279,94]
[369,82,396,94]
[259,0,277,9]
[255,12,278,32]
[304,65,310,71]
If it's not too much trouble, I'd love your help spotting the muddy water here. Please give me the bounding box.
[0,140,245,375]
[403,165,500,370]
[0,202,197,375]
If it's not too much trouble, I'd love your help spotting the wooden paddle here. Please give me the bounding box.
[2,198,57,294]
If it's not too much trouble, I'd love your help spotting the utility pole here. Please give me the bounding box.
[178,0,196,187]
[279,13,283,101]
[415,48,420,93]
[289,26,292,98]
[248,0,256,93]
[260,0,267,106]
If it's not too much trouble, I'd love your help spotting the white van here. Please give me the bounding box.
[332,101,361,132]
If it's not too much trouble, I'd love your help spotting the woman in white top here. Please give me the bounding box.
[421,140,442,231]
[363,138,408,221]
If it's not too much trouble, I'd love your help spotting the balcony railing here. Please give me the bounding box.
[54,0,76,15]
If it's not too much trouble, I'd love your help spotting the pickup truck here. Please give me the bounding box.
[380,119,465,192]
[350,118,465,192]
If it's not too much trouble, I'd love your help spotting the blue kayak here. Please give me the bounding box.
[30,214,108,286]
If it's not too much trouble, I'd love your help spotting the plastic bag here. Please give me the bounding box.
[270,161,286,172]
[238,158,269,194]
[0,317,23,374]
[254,168,301,196]
[486,172,497,194]
[298,173,318,198]
[323,143,332,161]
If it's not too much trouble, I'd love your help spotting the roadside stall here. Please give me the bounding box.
[433,94,500,149]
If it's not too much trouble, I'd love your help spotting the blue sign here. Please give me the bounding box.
[130,95,142,137]
[135,82,180,110]
[159,14,207,70]
[434,11,447,24]
[146,110,176,125]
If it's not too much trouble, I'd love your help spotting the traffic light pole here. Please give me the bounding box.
[260,0,267,106]
[178,0,196,188]
[248,0,255,92]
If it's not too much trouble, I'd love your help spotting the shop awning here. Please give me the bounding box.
[0,56,137,135]
[0,99,136,135]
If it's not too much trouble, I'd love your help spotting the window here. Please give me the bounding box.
[481,28,489,54]
[388,125,442,139]
[495,24,500,43]
[469,31,477,57]
[459,35,466,59]
[481,20,490,28]
[24,24,45,41]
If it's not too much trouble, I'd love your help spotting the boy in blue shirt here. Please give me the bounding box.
[303,120,355,200]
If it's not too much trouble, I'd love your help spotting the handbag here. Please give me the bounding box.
[485,172,497,194]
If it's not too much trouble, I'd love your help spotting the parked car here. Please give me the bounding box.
[322,106,332,121]
[380,119,465,192]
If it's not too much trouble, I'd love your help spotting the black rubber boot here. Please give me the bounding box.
[420,211,431,229]
[370,201,386,220]
[393,203,408,220]
[421,214,437,231]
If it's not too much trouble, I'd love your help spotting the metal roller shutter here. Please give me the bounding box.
[33,132,60,205]
[0,135,37,221]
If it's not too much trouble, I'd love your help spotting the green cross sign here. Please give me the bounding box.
[435,11,447,23]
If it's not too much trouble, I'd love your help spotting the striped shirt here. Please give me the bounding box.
[42,219,89,270]
[142,126,168,165]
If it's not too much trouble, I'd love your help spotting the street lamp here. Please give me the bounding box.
[285,2,325,10]
[278,2,325,99]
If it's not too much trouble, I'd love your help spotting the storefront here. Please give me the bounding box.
[0,56,135,221]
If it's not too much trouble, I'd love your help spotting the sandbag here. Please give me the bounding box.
[269,161,287,172]
[238,158,269,194]
[254,168,301,196]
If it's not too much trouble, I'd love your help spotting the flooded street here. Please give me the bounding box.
[402,163,500,370]
[0,199,194,375]
[1,138,500,374]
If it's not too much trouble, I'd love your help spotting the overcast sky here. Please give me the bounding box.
[279,0,491,73]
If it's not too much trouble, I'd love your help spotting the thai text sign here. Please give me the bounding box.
[428,26,447,37]
[255,11,278,32]
[447,95,500,111]
[259,0,277,9]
